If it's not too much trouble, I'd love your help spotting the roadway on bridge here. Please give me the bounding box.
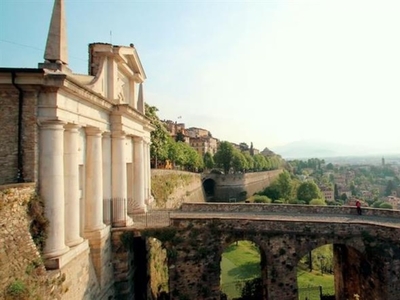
[129,210,400,229]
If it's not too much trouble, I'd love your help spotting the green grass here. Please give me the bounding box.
[220,241,334,300]
[221,241,261,298]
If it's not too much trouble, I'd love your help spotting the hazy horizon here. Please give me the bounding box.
[2,0,400,151]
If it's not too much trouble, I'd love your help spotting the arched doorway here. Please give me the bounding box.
[203,178,216,201]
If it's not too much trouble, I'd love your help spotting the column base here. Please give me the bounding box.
[113,216,134,228]
[43,245,70,260]
[130,206,147,214]
[66,236,84,247]
[44,240,89,270]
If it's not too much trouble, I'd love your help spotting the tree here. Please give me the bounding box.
[334,184,339,200]
[214,141,234,174]
[203,152,214,170]
[385,180,395,196]
[239,142,249,152]
[232,149,248,173]
[243,152,254,171]
[275,171,292,202]
[297,181,322,204]
[145,104,170,168]
[175,130,185,142]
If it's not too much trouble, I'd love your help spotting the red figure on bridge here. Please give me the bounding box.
[356,200,362,215]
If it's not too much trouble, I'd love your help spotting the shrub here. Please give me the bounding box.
[253,195,272,203]
[309,198,327,206]
[379,202,393,209]
[6,279,28,298]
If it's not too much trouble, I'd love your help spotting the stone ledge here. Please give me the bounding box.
[45,239,89,270]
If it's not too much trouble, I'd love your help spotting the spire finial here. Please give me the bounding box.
[44,0,68,65]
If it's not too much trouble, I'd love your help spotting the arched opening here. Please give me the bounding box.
[220,240,263,300]
[297,244,335,300]
[203,178,216,201]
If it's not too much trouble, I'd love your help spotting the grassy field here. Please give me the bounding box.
[220,241,334,300]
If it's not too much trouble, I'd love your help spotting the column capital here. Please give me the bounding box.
[64,123,80,131]
[112,130,126,138]
[102,131,111,138]
[85,126,103,136]
[38,119,66,129]
[133,136,143,143]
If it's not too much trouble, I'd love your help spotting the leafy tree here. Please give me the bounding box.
[253,154,267,171]
[326,163,334,170]
[239,142,249,152]
[243,152,254,171]
[203,152,214,170]
[175,130,185,142]
[385,180,395,196]
[334,184,339,200]
[297,181,322,204]
[275,171,292,202]
[214,141,234,174]
[145,104,170,167]
[232,149,248,173]
[340,193,348,201]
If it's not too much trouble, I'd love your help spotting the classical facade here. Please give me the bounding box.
[0,0,153,295]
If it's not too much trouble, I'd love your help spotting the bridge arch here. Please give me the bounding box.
[220,239,265,299]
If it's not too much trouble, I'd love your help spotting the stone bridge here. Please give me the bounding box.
[113,203,400,300]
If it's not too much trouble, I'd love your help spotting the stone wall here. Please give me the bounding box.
[205,170,282,201]
[150,170,206,209]
[180,201,400,217]
[0,183,115,300]
[0,183,63,299]
[0,86,39,185]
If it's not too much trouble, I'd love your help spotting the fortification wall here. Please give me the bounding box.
[0,184,114,299]
[210,170,282,201]
[150,170,206,208]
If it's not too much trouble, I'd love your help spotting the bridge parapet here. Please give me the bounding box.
[180,202,400,218]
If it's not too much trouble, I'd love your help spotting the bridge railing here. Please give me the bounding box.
[103,198,175,228]
[179,202,400,218]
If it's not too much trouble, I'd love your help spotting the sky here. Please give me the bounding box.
[1,0,400,154]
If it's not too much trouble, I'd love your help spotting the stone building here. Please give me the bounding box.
[0,0,153,297]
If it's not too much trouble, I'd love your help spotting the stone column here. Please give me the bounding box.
[39,120,69,258]
[144,140,153,204]
[112,130,132,226]
[64,123,83,247]
[84,127,105,232]
[102,132,112,225]
[133,136,146,213]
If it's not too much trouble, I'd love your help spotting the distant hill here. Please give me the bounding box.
[270,140,400,159]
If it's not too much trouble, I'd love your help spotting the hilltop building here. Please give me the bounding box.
[0,0,153,297]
